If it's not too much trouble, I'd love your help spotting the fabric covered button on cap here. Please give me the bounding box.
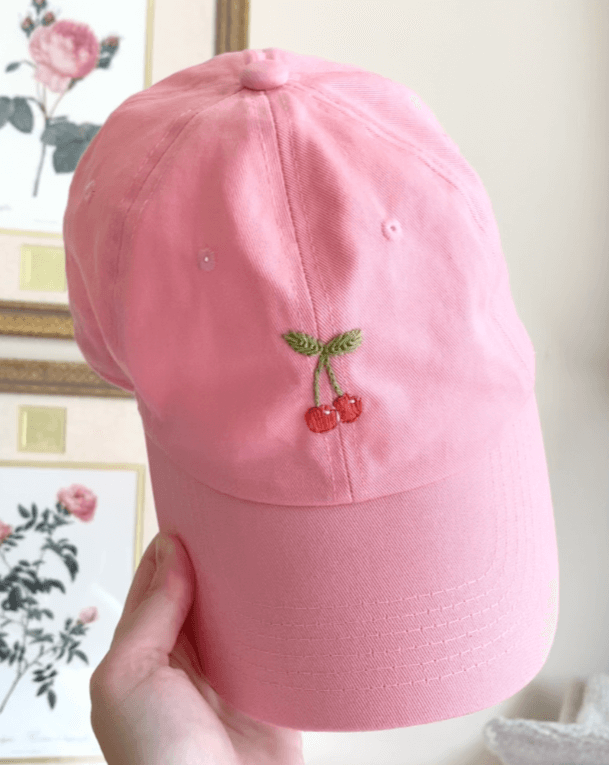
[240,59,290,90]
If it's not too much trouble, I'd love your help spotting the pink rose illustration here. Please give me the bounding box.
[57,483,97,522]
[0,521,12,544]
[28,20,100,94]
[77,606,99,625]
[1,1,121,195]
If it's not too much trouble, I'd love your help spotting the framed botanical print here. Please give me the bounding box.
[0,458,145,760]
[0,0,158,234]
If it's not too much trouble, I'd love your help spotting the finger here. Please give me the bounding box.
[113,534,158,634]
[109,533,196,662]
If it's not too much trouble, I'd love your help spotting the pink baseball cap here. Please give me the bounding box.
[62,47,560,732]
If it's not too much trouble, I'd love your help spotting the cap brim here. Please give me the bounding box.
[143,391,559,732]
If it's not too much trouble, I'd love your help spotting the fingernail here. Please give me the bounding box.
[155,534,173,567]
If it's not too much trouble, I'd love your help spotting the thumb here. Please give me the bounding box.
[108,532,196,662]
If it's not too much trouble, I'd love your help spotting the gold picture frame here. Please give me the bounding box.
[216,0,250,55]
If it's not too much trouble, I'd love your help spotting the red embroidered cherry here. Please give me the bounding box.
[333,393,362,423]
[305,405,339,433]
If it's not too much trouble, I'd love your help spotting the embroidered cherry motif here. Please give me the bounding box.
[282,329,363,433]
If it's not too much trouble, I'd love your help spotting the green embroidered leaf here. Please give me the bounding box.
[282,331,323,356]
[325,329,362,356]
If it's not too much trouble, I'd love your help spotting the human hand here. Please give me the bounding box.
[89,531,305,765]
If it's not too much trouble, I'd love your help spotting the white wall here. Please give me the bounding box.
[247,1,609,764]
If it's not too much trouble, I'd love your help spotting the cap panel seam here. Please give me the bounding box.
[287,81,488,236]
[263,89,347,499]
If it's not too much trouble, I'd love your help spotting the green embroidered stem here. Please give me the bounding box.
[313,352,345,408]
[313,353,325,409]
[325,358,344,402]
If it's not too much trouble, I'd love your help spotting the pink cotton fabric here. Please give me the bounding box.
[62,47,560,731]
